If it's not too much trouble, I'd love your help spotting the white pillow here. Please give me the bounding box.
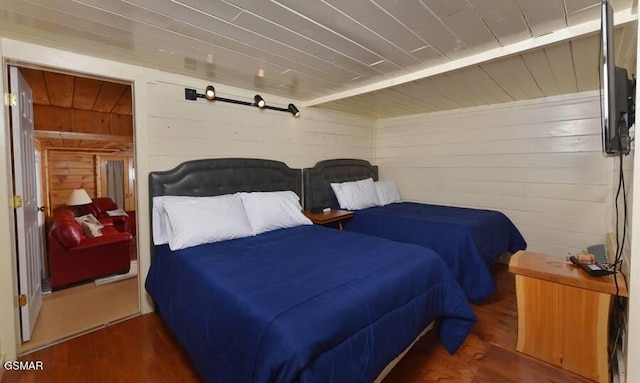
[375,180,402,206]
[240,191,312,235]
[153,196,195,245]
[163,193,253,250]
[330,178,381,210]
[75,214,104,229]
[79,221,103,238]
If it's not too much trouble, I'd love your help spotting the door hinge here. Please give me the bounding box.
[18,294,26,307]
[13,195,23,209]
[4,93,17,107]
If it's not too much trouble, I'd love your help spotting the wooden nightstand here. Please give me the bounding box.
[303,209,354,230]
[509,250,628,383]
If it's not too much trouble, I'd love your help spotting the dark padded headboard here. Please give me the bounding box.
[303,159,378,209]
[149,158,301,243]
[149,158,302,199]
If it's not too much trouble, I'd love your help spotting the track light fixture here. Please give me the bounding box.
[254,95,266,108]
[184,85,300,117]
[288,103,300,117]
[204,85,215,100]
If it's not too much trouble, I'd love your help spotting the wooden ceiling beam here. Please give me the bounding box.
[34,130,132,143]
[44,147,121,153]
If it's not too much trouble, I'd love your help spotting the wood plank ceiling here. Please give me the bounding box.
[0,0,637,118]
[19,68,134,152]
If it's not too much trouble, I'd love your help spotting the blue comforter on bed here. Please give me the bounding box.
[344,202,527,303]
[146,225,476,383]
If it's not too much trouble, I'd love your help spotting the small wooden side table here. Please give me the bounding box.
[509,250,628,383]
[303,209,354,230]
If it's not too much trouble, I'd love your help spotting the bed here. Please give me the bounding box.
[303,159,527,303]
[145,158,477,383]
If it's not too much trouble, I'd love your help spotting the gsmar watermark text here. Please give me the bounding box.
[3,360,44,371]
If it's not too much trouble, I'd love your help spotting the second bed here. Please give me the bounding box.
[303,159,527,303]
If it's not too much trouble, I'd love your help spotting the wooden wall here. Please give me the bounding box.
[375,91,613,257]
[146,79,375,172]
[34,105,132,136]
[46,151,97,212]
[44,151,136,213]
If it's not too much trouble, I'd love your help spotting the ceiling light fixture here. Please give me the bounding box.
[288,103,300,117]
[204,85,215,100]
[184,86,300,117]
[254,95,266,108]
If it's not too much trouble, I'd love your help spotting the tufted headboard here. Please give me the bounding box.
[149,158,301,199]
[303,159,378,210]
[149,158,302,246]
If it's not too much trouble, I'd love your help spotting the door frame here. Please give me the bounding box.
[8,64,138,346]
[0,38,153,361]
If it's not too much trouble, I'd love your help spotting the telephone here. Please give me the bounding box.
[566,243,614,277]
[586,244,609,265]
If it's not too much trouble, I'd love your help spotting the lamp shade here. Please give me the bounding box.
[67,189,92,206]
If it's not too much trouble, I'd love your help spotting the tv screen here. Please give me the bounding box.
[601,0,632,155]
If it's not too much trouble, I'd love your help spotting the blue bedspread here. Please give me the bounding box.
[344,202,527,303]
[146,225,476,383]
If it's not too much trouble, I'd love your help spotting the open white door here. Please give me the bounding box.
[10,66,43,342]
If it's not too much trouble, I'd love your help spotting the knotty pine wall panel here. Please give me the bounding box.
[34,105,131,136]
[375,91,617,257]
[46,152,96,212]
[109,113,133,136]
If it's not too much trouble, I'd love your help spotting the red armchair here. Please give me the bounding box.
[80,197,132,235]
[48,209,133,289]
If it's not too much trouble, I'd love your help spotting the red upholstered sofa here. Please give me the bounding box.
[48,209,132,289]
[80,197,133,235]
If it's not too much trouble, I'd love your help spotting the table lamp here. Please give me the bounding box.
[67,188,92,215]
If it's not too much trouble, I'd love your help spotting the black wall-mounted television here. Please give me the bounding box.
[601,0,634,155]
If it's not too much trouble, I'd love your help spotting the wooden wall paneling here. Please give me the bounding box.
[43,72,74,108]
[96,155,103,198]
[146,80,375,171]
[93,82,128,112]
[109,114,133,136]
[19,68,49,105]
[47,152,97,211]
[376,92,611,257]
[112,91,132,115]
[43,150,51,216]
[99,156,107,199]
[54,106,72,132]
[72,109,94,133]
[93,112,110,135]
[127,157,135,211]
[72,76,102,110]
[33,104,53,130]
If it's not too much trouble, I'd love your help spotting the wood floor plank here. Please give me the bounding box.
[2,264,595,383]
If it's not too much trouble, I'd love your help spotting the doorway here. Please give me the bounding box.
[9,65,140,354]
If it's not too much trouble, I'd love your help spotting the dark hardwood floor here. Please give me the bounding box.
[2,265,593,383]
